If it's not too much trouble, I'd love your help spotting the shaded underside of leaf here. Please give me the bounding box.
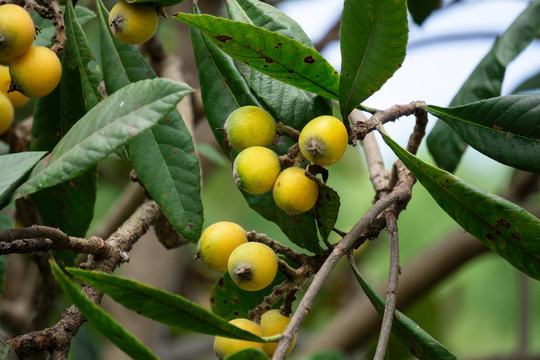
[174,12,340,100]
[315,185,341,243]
[425,95,540,173]
[66,268,265,342]
[380,128,540,280]
[339,0,408,118]
[51,263,159,359]
[97,0,203,241]
[16,78,192,198]
[0,152,47,210]
[349,259,457,360]
[427,0,540,172]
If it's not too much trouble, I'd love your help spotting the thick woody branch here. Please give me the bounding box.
[6,201,160,358]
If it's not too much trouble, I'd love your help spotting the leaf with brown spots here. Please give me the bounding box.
[174,12,339,100]
[380,127,540,281]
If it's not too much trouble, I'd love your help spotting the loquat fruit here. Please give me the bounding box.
[228,242,278,292]
[213,318,263,360]
[260,309,296,357]
[0,65,28,108]
[0,92,14,136]
[299,115,348,166]
[109,0,158,45]
[273,167,318,215]
[0,4,35,64]
[197,222,248,272]
[233,146,281,195]
[225,105,276,151]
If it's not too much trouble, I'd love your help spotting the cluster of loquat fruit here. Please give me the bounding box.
[196,106,348,358]
[0,4,62,135]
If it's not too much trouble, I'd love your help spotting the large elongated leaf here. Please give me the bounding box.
[0,152,47,209]
[425,95,540,173]
[31,2,100,242]
[174,13,340,100]
[380,128,540,280]
[66,268,265,341]
[339,0,408,118]
[96,0,203,242]
[427,0,540,172]
[349,259,457,360]
[16,78,192,197]
[226,0,333,131]
[51,263,159,360]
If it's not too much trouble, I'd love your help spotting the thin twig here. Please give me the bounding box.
[373,210,400,360]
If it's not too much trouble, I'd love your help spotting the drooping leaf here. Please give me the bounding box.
[349,258,457,360]
[339,0,408,118]
[0,152,47,209]
[380,127,540,280]
[66,268,265,341]
[31,3,101,243]
[407,0,441,25]
[226,0,333,131]
[427,0,540,172]
[225,348,269,360]
[425,95,540,173]
[315,185,340,243]
[50,263,159,360]
[512,70,540,94]
[174,13,340,100]
[211,272,285,321]
[97,0,203,242]
[189,3,264,154]
[16,78,192,198]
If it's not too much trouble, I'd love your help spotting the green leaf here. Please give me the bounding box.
[16,78,192,198]
[315,185,340,243]
[243,192,322,254]
[174,13,340,100]
[427,0,540,172]
[211,272,284,321]
[97,0,203,242]
[0,342,18,360]
[380,128,540,280]
[66,268,265,341]
[425,95,540,173]
[225,348,269,360]
[189,4,264,154]
[407,0,441,25]
[0,152,47,209]
[349,260,457,360]
[50,263,159,360]
[339,0,408,118]
[226,0,333,131]
[31,4,101,242]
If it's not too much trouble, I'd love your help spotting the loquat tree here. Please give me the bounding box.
[0,0,538,359]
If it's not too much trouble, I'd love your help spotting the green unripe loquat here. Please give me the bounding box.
[299,115,348,166]
[273,167,318,215]
[9,46,62,98]
[213,318,264,360]
[0,92,14,135]
[228,242,278,292]
[225,105,276,151]
[109,0,158,45]
[260,309,296,357]
[233,146,281,195]
[0,4,35,64]
[197,222,248,272]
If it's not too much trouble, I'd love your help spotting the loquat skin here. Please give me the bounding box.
[0,92,14,136]
[260,309,296,357]
[9,46,62,99]
[299,115,348,166]
[0,4,35,64]
[109,0,158,45]
[228,242,278,292]
[233,146,281,195]
[213,318,264,360]
[225,105,276,151]
[197,222,248,272]
[273,167,318,215]
[0,65,28,108]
